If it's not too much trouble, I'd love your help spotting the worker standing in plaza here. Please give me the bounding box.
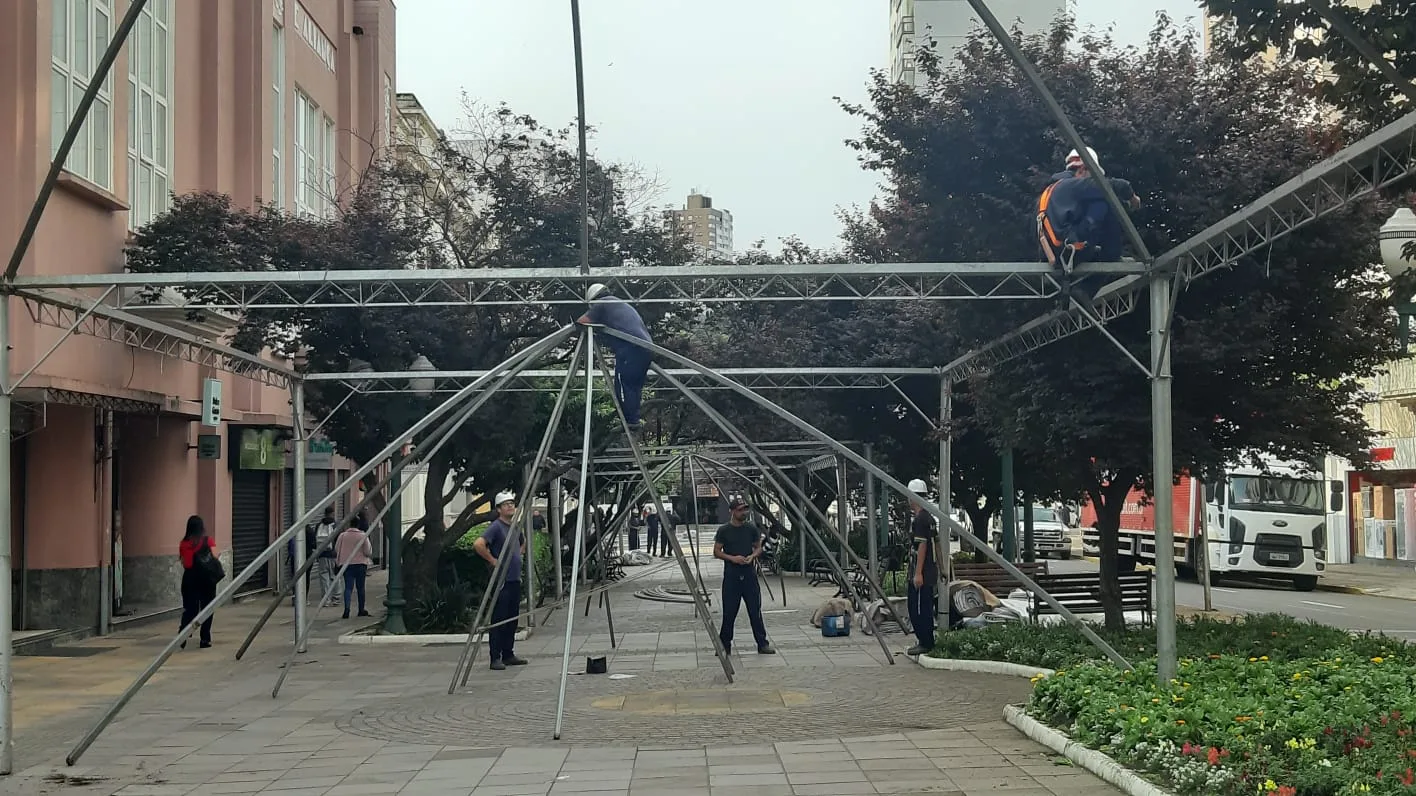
[713,497,775,655]
[473,492,528,670]
[1036,147,1142,276]
[905,478,939,657]
[578,283,652,433]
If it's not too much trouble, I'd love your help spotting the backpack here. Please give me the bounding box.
[193,537,226,585]
[1036,181,1088,270]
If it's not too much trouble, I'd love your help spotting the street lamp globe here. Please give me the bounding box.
[408,354,436,397]
[348,358,374,374]
[1381,207,1416,277]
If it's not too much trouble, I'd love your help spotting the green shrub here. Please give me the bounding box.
[406,582,476,635]
[931,614,1414,670]
[403,522,557,633]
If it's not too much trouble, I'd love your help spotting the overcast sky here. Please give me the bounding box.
[397,1,1203,252]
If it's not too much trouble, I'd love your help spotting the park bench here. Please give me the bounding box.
[951,561,1050,597]
[1029,571,1153,626]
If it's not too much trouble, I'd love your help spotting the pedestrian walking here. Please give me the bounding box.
[905,478,939,656]
[178,515,218,649]
[334,519,374,619]
[474,493,529,670]
[313,506,339,607]
[646,510,662,557]
[714,497,775,655]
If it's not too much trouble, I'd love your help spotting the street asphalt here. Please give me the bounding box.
[1051,556,1416,639]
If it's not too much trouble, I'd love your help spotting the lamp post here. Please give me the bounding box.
[1382,207,1416,346]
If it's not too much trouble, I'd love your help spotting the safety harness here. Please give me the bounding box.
[1037,181,1087,274]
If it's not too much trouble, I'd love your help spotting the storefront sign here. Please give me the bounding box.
[1373,447,1397,462]
[238,428,284,471]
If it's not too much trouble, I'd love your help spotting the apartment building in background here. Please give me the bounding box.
[0,0,395,637]
[890,0,1069,84]
[668,193,734,259]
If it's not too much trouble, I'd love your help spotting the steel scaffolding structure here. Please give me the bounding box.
[0,0,1411,775]
[308,367,938,393]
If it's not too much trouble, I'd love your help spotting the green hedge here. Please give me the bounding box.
[404,522,557,633]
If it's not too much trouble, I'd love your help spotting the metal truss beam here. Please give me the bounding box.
[945,109,1416,380]
[9,263,1142,308]
[16,288,296,390]
[307,367,937,394]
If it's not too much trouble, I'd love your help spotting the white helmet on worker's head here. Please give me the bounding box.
[906,478,930,496]
[1065,147,1103,176]
[494,491,517,508]
[586,283,608,302]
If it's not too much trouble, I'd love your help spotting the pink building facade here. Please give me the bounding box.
[0,0,396,634]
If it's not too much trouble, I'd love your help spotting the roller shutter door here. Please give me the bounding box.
[231,470,272,591]
[282,469,333,532]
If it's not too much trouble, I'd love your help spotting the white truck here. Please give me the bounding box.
[1081,458,1334,591]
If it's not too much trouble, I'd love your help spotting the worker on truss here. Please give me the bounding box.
[1037,147,1142,278]
[578,283,652,433]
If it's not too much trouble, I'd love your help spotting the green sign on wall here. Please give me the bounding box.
[238,428,284,471]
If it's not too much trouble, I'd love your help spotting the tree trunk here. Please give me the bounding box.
[964,498,996,563]
[404,452,453,604]
[1086,471,1139,631]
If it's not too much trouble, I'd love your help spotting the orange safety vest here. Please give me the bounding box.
[1037,182,1086,266]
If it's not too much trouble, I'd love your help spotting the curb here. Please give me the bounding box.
[914,656,1054,679]
[1004,705,1175,796]
[339,628,531,645]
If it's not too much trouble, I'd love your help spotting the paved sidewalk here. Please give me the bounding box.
[1318,562,1416,600]
[7,539,1120,796]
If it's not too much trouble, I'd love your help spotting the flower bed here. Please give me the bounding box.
[932,615,1416,795]
[1030,655,1416,795]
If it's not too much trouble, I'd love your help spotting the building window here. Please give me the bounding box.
[272,22,286,209]
[52,0,115,190]
[322,115,336,217]
[127,0,173,227]
[294,89,320,216]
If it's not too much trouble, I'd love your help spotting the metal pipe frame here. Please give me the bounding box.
[651,364,904,657]
[306,367,939,394]
[690,454,794,606]
[589,347,734,677]
[448,338,586,689]
[605,327,1133,668]
[8,262,1152,307]
[63,325,576,766]
[237,336,585,662]
[273,333,573,698]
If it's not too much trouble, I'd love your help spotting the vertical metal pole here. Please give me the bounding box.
[555,332,596,740]
[383,451,407,634]
[291,382,308,651]
[524,465,536,628]
[684,455,706,595]
[1001,449,1017,562]
[796,468,808,575]
[1152,276,1178,684]
[550,478,563,600]
[98,410,113,636]
[864,443,877,576]
[836,456,850,571]
[936,377,951,622]
[569,0,591,275]
[1022,493,1036,564]
[0,295,14,774]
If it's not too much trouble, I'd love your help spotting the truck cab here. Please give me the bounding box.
[1200,460,1327,591]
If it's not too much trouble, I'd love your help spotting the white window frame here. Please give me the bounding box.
[272,22,286,209]
[127,0,173,228]
[294,89,320,217]
[321,114,336,217]
[52,0,115,190]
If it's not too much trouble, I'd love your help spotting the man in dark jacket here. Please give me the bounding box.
[578,284,652,432]
[1038,147,1142,270]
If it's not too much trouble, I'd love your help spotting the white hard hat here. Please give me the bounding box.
[494,492,516,507]
[907,479,929,495]
[586,283,608,301]
[1065,147,1103,175]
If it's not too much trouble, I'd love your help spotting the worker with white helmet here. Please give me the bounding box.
[473,491,528,670]
[578,283,653,433]
[905,478,939,656]
[1036,146,1143,276]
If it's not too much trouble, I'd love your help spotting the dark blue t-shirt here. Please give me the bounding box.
[483,518,522,583]
[587,297,652,359]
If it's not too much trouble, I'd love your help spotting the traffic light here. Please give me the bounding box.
[201,378,222,427]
